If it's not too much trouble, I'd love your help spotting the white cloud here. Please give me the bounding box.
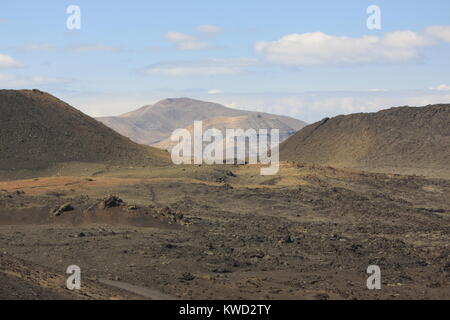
[207,89,222,94]
[368,88,388,92]
[65,92,157,117]
[165,31,210,51]
[197,24,222,34]
[165,32,196,42]
[255,28,447,65]
[424,26,450,42]
[15,44,121,53]
[145,65,236,77]
[430,84,450,91]
[205,90,450,123]
[0,54,23,68]
[144,58,257,77]
[67,44,119,52]
[0,74,69,87]
[18,44,54,52]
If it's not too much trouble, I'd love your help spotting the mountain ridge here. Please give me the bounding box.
[97,98,307,147]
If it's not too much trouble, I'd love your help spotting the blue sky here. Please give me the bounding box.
[1,0,450,122]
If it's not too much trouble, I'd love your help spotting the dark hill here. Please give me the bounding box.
[280,104,450,174]
[0,90,169,170]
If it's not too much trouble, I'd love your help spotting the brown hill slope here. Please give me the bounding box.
[280,104,450,174]
[97,98,306,146]
[153,113,299,151]
[0,90,169,170]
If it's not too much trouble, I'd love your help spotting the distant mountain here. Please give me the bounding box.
[97,98,307,150]
[0,90,169,170]
[280,104,450,174]
[153,113,302,155]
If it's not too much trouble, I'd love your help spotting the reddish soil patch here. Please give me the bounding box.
[0,177,140,196]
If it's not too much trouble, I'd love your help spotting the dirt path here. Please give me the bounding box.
[99,279,176,300]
